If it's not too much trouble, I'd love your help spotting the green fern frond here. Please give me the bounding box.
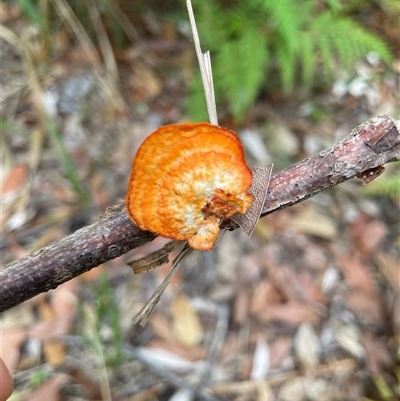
[324,0,343,14]
[310,11,392,81]
[195,1,227,49]
[17,0,43,26]
[298,33,315,86]
[319,33,336,79]
[252,0,302,52]
[187,0,393,121]
[275,42,296,90]
[330,16,393,64]
[215,27,268,120]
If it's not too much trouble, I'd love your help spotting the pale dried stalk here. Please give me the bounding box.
[131,1,221,325]
[132,243,194,326]
[53,0,125,110]
[127,240,185,274]
[186,0,218,125]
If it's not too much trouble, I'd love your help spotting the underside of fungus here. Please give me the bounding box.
[126,122,254,250]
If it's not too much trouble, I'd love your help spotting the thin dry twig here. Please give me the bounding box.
[127,240,185,274]
[132,243,194,326]
[53,0,125,111]
[211,358,357,396]
[124,345,222,401]
[1,116,399,312]
[85,0,119,85]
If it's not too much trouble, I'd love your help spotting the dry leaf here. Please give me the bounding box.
[279,377,306,401]
[358,220,387,253]
[336,253,375,295]
[291,207,337,240]
[259,301,322,325]
[1,163,27,201]
[269,337,292,368]
[232,165,273,236]
[130,61,162,101]
[135,347,198,373]
[29,283,77,367]
[233,286,250,325]
[375,252,400,291]
[361,332,393,373]
[250,337,270,380]
[256,381,274,401]
[172,294,203,347]
[345,289,383,325]
[250,280,283,316]
[334,322,364,360]
[294,323,321,374]
[43,340,66,367]
[146,339,205,362]
[267,265,326,305]
[260,301,321,325]
[149,313,175,343]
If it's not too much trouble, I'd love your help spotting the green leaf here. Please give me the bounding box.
[254,0,303,52]
[324,0,343,15]
[17,0,42,26]
[216,27,269,121]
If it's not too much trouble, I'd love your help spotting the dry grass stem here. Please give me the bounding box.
[53,0,125,111]
[186,0,218,125]
[132,243,194,326]
[127,240,185,274]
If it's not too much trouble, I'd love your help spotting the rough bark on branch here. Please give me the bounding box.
[1,115,399,312]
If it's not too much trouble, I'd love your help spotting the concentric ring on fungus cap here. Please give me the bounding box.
[126,122,253,251]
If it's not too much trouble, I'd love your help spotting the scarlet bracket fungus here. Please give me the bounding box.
[126,122,253,251]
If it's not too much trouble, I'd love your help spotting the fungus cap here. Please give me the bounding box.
[126,122,253,250]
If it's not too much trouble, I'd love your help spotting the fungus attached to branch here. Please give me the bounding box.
[126,122,253,251]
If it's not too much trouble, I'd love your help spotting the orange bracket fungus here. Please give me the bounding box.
[126,122,254,251]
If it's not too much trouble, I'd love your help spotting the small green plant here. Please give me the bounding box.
[188,0,393,121]
[30,368,50,388]
[373,374,396,400]
[79,273,124,366]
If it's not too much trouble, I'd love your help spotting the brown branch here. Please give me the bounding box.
[1,115,399,312]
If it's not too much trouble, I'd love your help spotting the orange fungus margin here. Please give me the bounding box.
[126,122,253,251]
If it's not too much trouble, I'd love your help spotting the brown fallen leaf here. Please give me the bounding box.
[258,301,322,325]
[336,252,376,295]
[233,286,250,325]
[29,282,78,367]
[375,252,400,292]
[361,332,393,374]
[345,289,383,326]
[171,294,203,347]
[267,265,327,305]
[269,337,292,369]
[290,206,337,240]
[294,323,321,375]
[1,164,27,199]
[357,220,387,255]
[146,339,206,362]
[250,280,284,317]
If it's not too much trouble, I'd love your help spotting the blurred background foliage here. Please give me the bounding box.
[11,0,398,200]
[15,0,396,122]
[2,2,399,399]
[189,0,394,121]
